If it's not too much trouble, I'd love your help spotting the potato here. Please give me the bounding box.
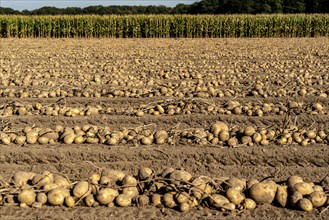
[37,136,49,144]
[293,182,314,196]
[297,198,313,212]
[242,198,257,210]
[161,167,175,178]
[210,121,229,136]
[188,196,199,208]
[122,175,137,187]
[41,132,59,141]
[221,202,236,211]
[191,177,213,199]
[32,202,43,208]
[219,131,230,142]
[154,130,168,144]
[122,186,139,199]
[32,171,54,187]
[151,193,162,206]
[97,188,119,205]
[163,193,177,208]
[136,195,149,207]
[65,196,75,207]
[85,194,95,207]
[13,171,35,186]
[170,170,192,183]
[241,136,252,145]
[37,192,47,204]
[141,136,153,145]
[89,173,101,185]
[47,187,70,206]
[86,137,99,144]
[290,191,303,208]
[100,176,116,186]
[54,176,70,187]
[106,137,118,145]
[73,181,90,198]
[174,192,189,204]
[102,169,125,181]
[115,194,132,207]
[138,167,153,180]
[209,194,230,208]
[17,189,36,206]
[226,188,245,205]
[179,202,190,212]
[63,133,75,144]
[226,177,246,191]
[43,183,59,191]
[308,191,327,207]
[26,131,38,144]
[287,175,304,189]
[74,135,85,144]
[249,181,277,204]
[1,136,11,145]
[252,132,262,143]
[246,179,259,189]
[275,185,288,207]
[20,203,28,208]
[14,135,27,145]
[244,126,256,137]
[313,185,323,192]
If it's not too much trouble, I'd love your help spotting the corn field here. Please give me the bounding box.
[0,14,328,38]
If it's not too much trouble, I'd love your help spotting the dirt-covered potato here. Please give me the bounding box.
[226,188,245,205]
[17,189,36,206]
[73,181,91,198]
[297,198,313,212]
[209,194,230,208]
[249,180,277,204]
[275,185,288,207]
[97,188,119,205]
[47,187,70,206]
[308,191,327,207]
[115,194,132,207]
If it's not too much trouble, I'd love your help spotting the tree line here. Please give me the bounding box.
[1,0,328,15]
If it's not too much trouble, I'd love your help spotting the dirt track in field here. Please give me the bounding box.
[0,38,328,219]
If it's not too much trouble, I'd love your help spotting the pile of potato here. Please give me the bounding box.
[0,168,328,213]
[0,121,327,147]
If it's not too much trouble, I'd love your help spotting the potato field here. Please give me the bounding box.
[0,37,328,219]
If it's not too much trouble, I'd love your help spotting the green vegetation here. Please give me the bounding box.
[0,0,329,15]
[1,14,328,38]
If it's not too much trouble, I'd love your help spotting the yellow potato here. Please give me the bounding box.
[249,181,277,204]
[115,194,132,207]
[275,185,288,207]
[226,188,245,205]
[297,198,313,212]
[47,187,70,206]
[209,194,230,208]
[308,191,327,207]
[73,181,90,198]
[17,189,36,206]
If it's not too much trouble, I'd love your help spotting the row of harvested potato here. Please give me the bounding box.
[135,99,327,117]
[0,82,327,99]
[0,122,328,147]
[0,99,326,118]
[0,167,328,212]
[1,69,327,89]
